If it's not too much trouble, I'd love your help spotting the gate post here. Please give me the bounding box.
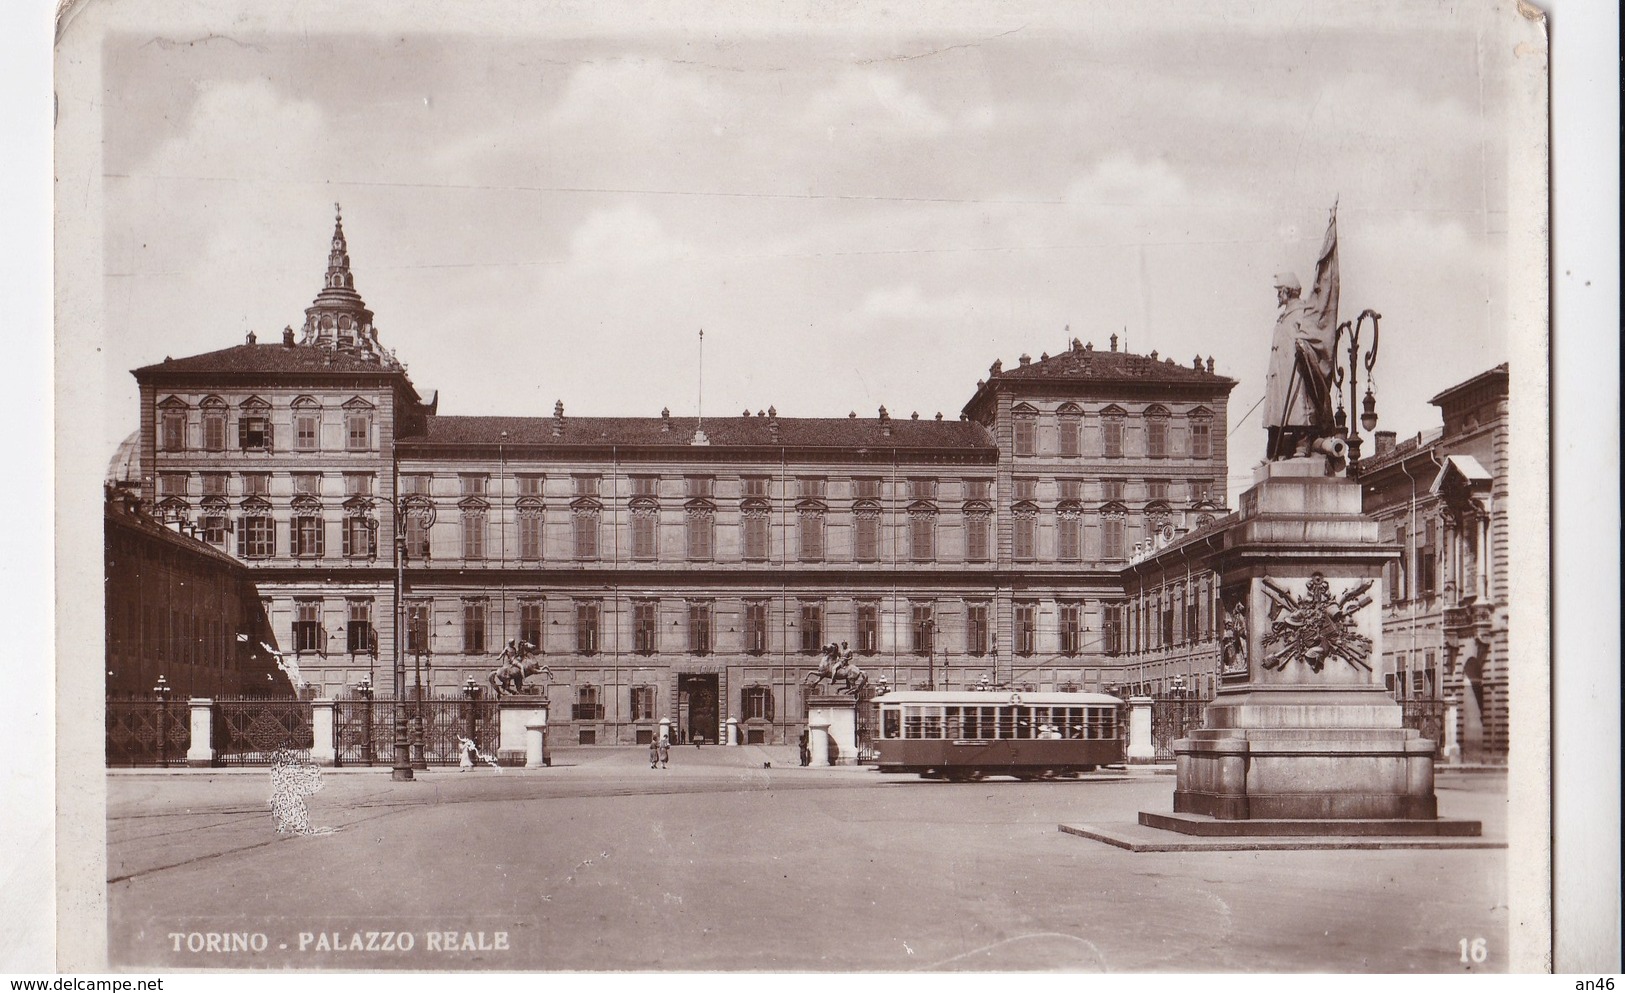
[1126,696,1156,764]
[309,699,337,766]
[186,698,214,767]
[1442,696,1461,764]
[807,718,832,767]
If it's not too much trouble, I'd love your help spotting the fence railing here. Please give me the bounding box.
[213,697,314,766]
[1401,699,1448,758]
[106,700,190,767]
[335,697,500,767]
[1150,696,1210,761]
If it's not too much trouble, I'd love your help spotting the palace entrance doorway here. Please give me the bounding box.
[677,673,719,744]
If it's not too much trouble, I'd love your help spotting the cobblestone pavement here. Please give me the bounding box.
[105,748,1509,972]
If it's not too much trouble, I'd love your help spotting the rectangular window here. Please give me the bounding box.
[574,511,599,560]
[462,510,486,559]
[1058,479,1082,502]
[1013,416,1036,456]
[345,412,371,451]
[293,601,322,654]
[964,479,992,501]
[1102,518,1125,560]
[517,475,544,496]
[240,515,274,558]
[343,515,375,559]
[798,512,824,562]
[1058,514,1082,562]
[686,476,714,499]
[688,602,712,655]
[406,601,430,655]
[574,686,603,721]
[631,475,659,497]
[857,603,879,655]
[519,513,544,561]
[966,603,989,656]
[200,473,227,497]
[238,412,271,450]
[742,512,769,561]
[1102,478,1125,502]
[796,477,825,500]
[853,478,882,499]
[201,514,228,546]
[292,473,320,496]
[630,685,657,721]
[1189,479,1213,503]
[573,475,600,498]
[1013,477,1038,502]
[294,413,319,451]
[576,601,600,655]
[1419,520,1438,596]
[631,511,658,561]
[686,510,714,562]
[909,513,935,562]
[1015,603,1037,656]
[343,474,373,497]
[405,512,430,561]
[1058,417,1081,457]
[1014,513,1036,561]
[158,472,188,497]
[346,601,374,655]
[460,475,489,498]
[964,513,990,563]
[400,475,432,496]
[911,604,934,657]
[741,686,774,722]
[907,478,937,501]
[1147,419,1168,457]
[1103,419,1123,458]
[1059,603,1081,656]
[161,410,186,452]
[1393,523,1408,600]
[202,409,226,451]
[1103,604,1123,655]
[744,601,768,655]
[1190,421,1211,459]
[1147,479,1170,502]
[799,602,823,654]
[463,600,487,654]
[520,601,544,651]
[742,476,769,498]
[854,512,880,562]
[292,514,324,557]
[633,601,658,655]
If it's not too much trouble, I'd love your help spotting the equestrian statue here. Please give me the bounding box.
[486,639,550,697]
[803,642,869,697]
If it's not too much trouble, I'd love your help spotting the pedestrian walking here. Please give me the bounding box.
[649,738,660,769]
[658,731,671,769]
[798,728,811,767]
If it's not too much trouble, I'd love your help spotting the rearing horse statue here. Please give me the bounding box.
[487,641,549,697]
[803,642,869,697]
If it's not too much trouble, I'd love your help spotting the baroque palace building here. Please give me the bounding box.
[118,210,1238,745]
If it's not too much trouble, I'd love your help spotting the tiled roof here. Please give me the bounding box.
[403,414,995,452]
[104,496,246,572]
[992,347,1234,386]
[133,343,405,378]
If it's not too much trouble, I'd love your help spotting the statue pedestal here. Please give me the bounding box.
[1145,458,1476,837]
[497,698,548,768]
[805,695,858,766]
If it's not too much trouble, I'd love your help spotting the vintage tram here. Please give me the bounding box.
[873,690,1124,780]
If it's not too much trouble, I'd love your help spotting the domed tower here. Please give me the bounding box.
[300,203,387,362]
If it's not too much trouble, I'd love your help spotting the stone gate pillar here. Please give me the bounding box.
[805,695,857,766]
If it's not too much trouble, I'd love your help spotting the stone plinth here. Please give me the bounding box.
[1144,457,1474,836]
[805,695,858,766]
[498,698,548,767]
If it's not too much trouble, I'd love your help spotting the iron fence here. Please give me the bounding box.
[106,699,190,767]
[213,698,314,766]
[335,697,499,767]
[1150,696,1209,761]
[1401,699,1448,759]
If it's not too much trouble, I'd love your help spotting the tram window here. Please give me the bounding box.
[883,709,900,739]
[903,708,923,739]
[922,708,943,739]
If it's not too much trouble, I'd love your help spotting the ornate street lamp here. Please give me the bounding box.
[1332,308,1382,467]
[371,487,436,782]
[462,676,481,747]
[153,675,172,769]
[356,674,375,765]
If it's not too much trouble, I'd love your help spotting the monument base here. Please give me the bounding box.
[1168,689,1441,821]
[1138,810,1480,837]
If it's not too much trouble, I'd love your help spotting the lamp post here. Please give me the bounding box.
[1332,308,1382,467]
[356,674,375,765]
[462,676,481,748]
[392,526,412,781]
[153,675,172,768]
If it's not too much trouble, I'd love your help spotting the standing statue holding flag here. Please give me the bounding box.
[1264,204,1341,460]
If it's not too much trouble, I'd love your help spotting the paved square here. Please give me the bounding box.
[107,747,1508,972]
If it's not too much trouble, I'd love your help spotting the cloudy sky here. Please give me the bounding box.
[97,2,1532,500]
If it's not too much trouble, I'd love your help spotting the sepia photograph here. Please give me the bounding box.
[31,0,1606,977]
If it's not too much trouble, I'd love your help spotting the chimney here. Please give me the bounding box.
[1149,349,1158,362]
[989,359,1002,376]
[1193,354,1202,370]
[661,407,672,432]
[910,411,919,420]
[768,407,779,439]
[1109,333,1118,352]
[1039,352,1048,362]
[1374,431,1397,456]
[245,330,257,345]
[284,326,297,347]
[935,412,943,421]
[878,406,891,435]
[552,400,565,437]
[1018,353,1031,367]
[1206,356,1216,374]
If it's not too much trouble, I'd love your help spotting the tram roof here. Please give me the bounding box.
[873,690,1123,706]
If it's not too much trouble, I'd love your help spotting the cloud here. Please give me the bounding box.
[801,69,956,135]
[1064,153,1189,209]
[563,204,695,270]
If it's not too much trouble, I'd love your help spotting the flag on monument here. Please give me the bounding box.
[1305,203,1340,342]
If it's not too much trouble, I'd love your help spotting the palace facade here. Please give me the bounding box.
[118,211,1241,745]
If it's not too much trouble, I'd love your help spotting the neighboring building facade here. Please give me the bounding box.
[119,211,1239,744]
[104,484,284,698]
[1357,364,1510,759]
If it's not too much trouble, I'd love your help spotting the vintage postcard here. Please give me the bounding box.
[50,0,1557,975]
